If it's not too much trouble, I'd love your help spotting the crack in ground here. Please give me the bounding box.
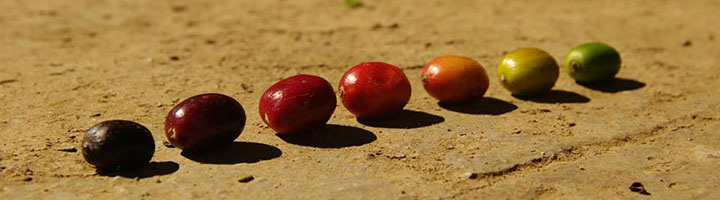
[443,113,708,199]
[475,113,700,184]
[477,147,584,182]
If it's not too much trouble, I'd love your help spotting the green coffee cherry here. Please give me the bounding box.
[498,48,559,96]
[565,42,621,83]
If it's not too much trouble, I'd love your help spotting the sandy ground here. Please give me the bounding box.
[1,0,719,199]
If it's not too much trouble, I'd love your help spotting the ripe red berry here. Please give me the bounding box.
[165,93,246,152]
[338,62,411,118]
[259,74,336,135]
[422,55,489,103]
[82,120,155,171]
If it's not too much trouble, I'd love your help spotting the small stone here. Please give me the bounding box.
[629,182,651,195]
[410,153,419,159]
[241,83,253,93]
[238,175,255,183]
[461,172,478,179]
[23,177,33,182]
[163,140,174,148]
[682,40,692,47]
[568,123,576,127]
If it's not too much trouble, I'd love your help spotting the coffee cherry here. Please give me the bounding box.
[259,74,336,135]
[81,120,155,171]
[565,42,621,83]
[339,62,411,118]
[422,55,489,103]
[498,48,559,96]
[165,93,246,152]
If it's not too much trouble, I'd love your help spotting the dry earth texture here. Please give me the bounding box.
[1,0,719,199]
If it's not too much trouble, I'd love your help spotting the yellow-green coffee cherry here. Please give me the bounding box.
[498,48,559,96]
[565,42,621,83]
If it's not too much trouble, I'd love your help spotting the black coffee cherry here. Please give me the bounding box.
[81,120,155,171]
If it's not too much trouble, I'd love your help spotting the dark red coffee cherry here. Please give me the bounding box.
[81,120,155,171]
[165,93,246,152]
[259,74,336,135]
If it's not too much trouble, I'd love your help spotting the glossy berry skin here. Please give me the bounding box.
[165,93,246,152]
[259,74,336,135]
[339,62,411,118]
[498,48,559,96]
[82,120,155,171]
[565,42,621,83]
[422,55,489,103]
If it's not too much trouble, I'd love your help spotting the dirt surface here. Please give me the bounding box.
[1,0,719,199]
